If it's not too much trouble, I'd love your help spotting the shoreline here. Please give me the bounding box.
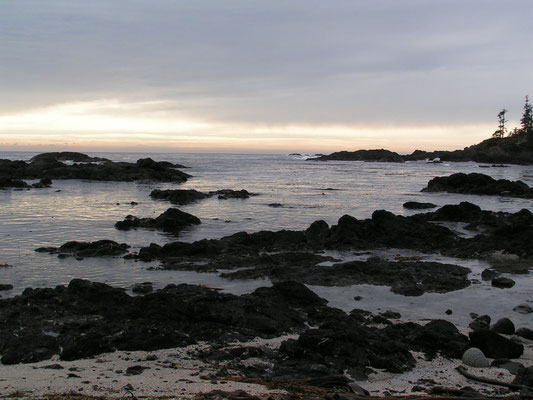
[2,329,531,399]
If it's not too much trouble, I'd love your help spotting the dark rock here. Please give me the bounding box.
[513,366,533,387]
[445,309,453,315]
[491,359,524,375]
[422,172,533,198]
[31,177,53,188]
[132,282,153,294]
[314,149,405,163]
[513,303,533,314]
[125,365,150,375]
[469,330,524,359]
[150,189,209,205]
[0,284,13,291]
[115,208,201,233]
[0,177,30,188]
[491,277,516,288]
[222,257,471,296]
[30,152,109,163]
[515,327,533,340]
[1,154,190,183]
[481,269,500,281]
[490,318,515,335]
[41,363,65,370]
[403,201,437,209]
[211,189,256,199]
[469,315,491,331]
[268,203,284,208]
[36,240,130,258]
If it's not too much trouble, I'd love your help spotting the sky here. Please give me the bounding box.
[1,1,532,154]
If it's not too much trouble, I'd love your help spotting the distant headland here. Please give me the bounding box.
[315,95,533,165]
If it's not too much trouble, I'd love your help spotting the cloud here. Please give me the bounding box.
[1,0,532,149]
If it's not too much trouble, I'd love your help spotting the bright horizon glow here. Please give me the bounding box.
[0,99,498,154]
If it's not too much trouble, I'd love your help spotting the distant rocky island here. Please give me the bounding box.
[315,135,533,165]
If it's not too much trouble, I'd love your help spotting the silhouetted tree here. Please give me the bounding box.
[520,95,533,135]
[493,108,507,138]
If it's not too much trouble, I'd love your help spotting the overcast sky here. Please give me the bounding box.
[1,0,532,153]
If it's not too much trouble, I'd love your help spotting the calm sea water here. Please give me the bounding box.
[0,151,532,327]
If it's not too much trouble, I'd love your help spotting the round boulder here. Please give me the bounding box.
[491,277,515,289]
[490,318,515,335]
[462,347,489,368]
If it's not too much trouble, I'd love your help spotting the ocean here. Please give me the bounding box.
[1,151,532,328]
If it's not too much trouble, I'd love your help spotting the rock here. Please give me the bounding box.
[36,240,130,258]
[422,172,533,198]
[125,365,149,375]
[481,269,500,280]
[30,152,109,163]
[31,177,52,188]
[150,189,209,205]
[462,347,489,368]
[490,318,515,335]
[469,330,524,359]
[469,315,491,331]
[491,359,524,375]
[1,154,190,183]
[0,177,30,188]
[491,277,516,288]
[0,284,13,291]
[314,149,405,163]
[513,366,533,387]
[115,208,201,233]
[132,282,153,294]
[403,201,437,209]
[513,303,533,314]
[445,309,453,315]
[515,327,533,340]
[211,189,256,199]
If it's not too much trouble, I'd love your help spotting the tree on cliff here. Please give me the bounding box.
[520,95,532,136]
[493,108,507,138]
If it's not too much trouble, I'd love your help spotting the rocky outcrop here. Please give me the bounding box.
[0,154,190,183]
[220,256,471,296]
[150,189,210,205]
[150,188,257,205]
[115,208,201,233]
[422,173,533,198]
[0,279,471,383]
[30,152,109,163]
[314,149,404,163]
[35,240,130,258]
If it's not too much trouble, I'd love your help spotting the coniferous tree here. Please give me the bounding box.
[520,95,533,135]
[493,108,507,138]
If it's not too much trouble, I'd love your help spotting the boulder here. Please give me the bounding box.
[469,330,524,359]
[491,277,516,288]
[515,327,533,340]
[490,318,515,335]
[462,347,489,368]
[469,315,491,331]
